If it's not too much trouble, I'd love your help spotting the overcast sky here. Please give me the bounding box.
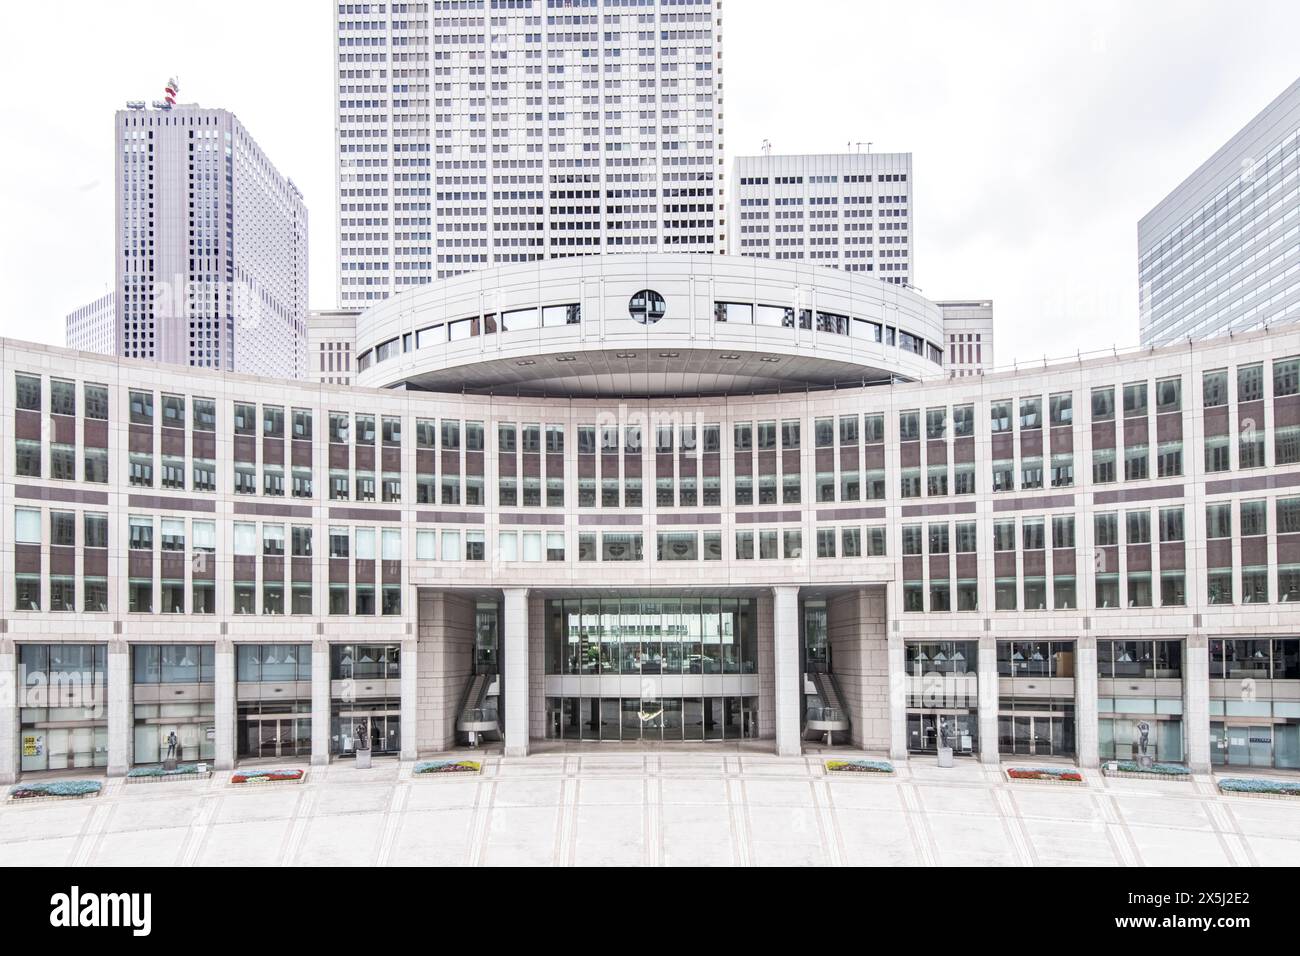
[2,0,1297,365]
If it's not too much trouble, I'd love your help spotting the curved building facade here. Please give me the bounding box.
[353,256,945,396]
[3,257,1300,780]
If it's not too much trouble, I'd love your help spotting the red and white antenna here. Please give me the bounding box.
[164,77,179,107]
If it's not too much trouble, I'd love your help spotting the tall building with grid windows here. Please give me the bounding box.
[731,152,913,284]
[65,291,117,356]
[115,103,309,378]
[1138,77,1300,347]
[334,0,725,306]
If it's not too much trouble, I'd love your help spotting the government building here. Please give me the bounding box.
[3,254,1298,782]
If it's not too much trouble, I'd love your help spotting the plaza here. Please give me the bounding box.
[2,751,1297,867]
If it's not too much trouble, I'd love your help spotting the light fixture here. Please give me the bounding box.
[658,352,679,358]
[556,356,576,362]
[616,352,637,359]
[760,356,780,363]
[720,353,741,360]
[515,359,535,366]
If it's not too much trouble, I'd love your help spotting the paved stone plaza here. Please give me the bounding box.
[1,753,1298,867]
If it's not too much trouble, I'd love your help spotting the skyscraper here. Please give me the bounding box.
[731,152,913,284]
[334,0,725,305]
[116,100,309,377]
[1138,77,1300,346]
[65,291,116,355]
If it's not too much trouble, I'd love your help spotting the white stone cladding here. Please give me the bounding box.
[2,283,1300,776]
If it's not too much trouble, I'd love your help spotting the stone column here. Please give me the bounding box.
[772,585,801,756]
[311,639,330,766]
[400,637,418,759]
[213,639,235,771]
[1075,634,1099,768]
[107,640,131,776]
[978,635,999,764]
[0,641,16,784]
[887,635,908,760]
[502,587,530,757]
[1184,634,1211,773]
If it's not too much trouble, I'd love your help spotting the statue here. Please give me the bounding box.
[1135,720,1152,768]
[163,730,179,771]
[353,721,372,768]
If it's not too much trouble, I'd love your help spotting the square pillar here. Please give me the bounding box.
[1184,635,1211,773]
[887,635,907,760]
[400,638,418,759]
[772,586,801,756]
[1075,635,1099,768]
[107,640,131,776]
[213,639,235,771]
[978,636,1000,764]
[311,640,330,766]
[502,587,530,757]
[0,641,16,784]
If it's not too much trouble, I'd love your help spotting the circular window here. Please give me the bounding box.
[628,289,667,325]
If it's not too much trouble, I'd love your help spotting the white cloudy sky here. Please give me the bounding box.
[1,0,1297,365]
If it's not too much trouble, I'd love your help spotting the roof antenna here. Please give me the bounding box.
[761,138,771,157]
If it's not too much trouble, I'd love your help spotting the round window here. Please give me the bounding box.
[628,289,666,325]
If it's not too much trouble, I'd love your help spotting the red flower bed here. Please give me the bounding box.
[231,769,304,784]
[1007,768,1082,782]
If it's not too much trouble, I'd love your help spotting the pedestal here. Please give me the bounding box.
[355,749,372,769]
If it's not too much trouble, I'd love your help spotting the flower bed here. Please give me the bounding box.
[229,768,306,786]
[414,759,482,776]
[1217,777,1300,799]
[1102,761,1191,780]
[9,780,103,802]
[825,758,895,775]
[126,764,212,784]
[1004,766,1084,784]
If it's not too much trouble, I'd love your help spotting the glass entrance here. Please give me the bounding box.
[999,713,1073,756]
[331,704,401,755]
[548,696,758,742]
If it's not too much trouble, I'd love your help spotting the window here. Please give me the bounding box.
[50,379,75,416]
[1126,510,1151,545]
[899,411,920,442]
[1091,387,1115,421]
[1019,398,1041,430]
[15,374,41,411]
[1049,393,1072,426]
[1274,356,1300,397]
[1237,363,1264,403]
[1159,507,1184,542]
[1202,370,1228,408]
[1122,383,1148,418]
[1156,377,1181,413]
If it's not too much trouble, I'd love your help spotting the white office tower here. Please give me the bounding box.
[334,0,726,305]
[65,291,117,355]
[731,152,912,284]
[116,102,309,377]
[308,309,360,386]
[1138,78,1300,346]
[937,300,994,378]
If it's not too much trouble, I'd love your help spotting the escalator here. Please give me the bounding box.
[457,672,501,746]
[804,669,850,745]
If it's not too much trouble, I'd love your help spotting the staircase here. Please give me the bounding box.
[456,672,500,745]
[805,670,851,744]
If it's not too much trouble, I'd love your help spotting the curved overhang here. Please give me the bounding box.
[355,254,946,397]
